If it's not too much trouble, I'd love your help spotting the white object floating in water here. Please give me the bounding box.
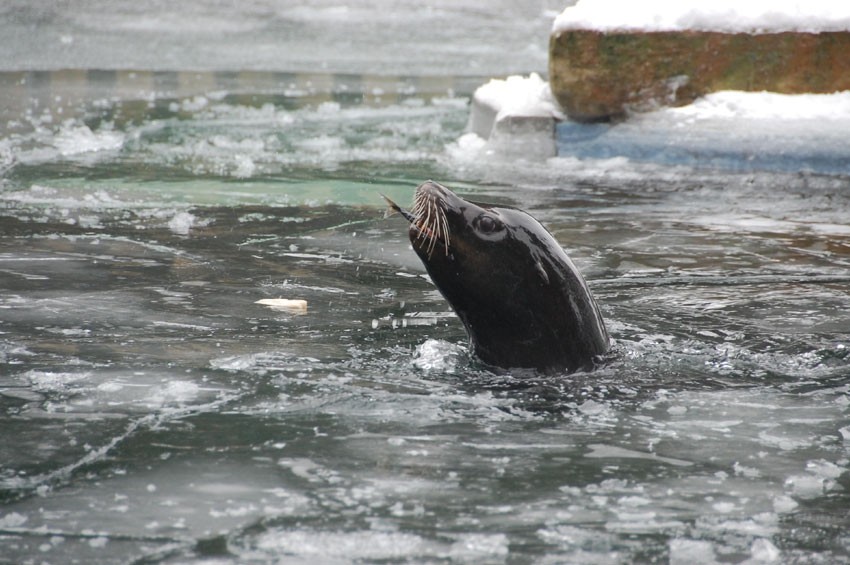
[255,298,308,312]
[370,311,456,329]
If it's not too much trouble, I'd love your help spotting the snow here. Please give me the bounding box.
[455,74,850,173]
[668,90,850,120]
[555,90,850,173]
[553,0,850,33]
[472,73,563,122]
[461,74,563,161]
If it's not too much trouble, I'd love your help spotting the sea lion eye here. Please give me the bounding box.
[475,214,502,234]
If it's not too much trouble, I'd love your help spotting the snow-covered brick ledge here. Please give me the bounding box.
[549,0,850,122]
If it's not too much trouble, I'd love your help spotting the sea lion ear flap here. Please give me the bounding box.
[534,258,550,286]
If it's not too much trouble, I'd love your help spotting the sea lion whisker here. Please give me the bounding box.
[421,202,433,247]
[424,203,437,257]
[424,199,450,257]
[440,210,450,256]
[431,200,445,256]
[431,199,440,253]
[407,189,451,258]
[423,202,436,256]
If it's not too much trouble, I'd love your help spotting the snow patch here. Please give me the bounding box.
[557,90,850,174]
[669,90,850,121]
[554,0,850,33]
[457,73,562,162]
[471,73,563,125]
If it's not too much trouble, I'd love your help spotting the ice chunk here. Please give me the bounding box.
[463,73,564,160]
[448,533,509,560]
[749,538,781,563]
[53,121,124,156]
[145,381,200,407]
[468,73,563,137]
[0,512,28,528]
[26,370,89,393]
[251,529,429,560]
[168,211,196,235]
[669,539,718,565]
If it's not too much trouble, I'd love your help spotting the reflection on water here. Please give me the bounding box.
[1,68,849,564]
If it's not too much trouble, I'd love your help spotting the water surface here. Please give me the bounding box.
[1,6,849,564]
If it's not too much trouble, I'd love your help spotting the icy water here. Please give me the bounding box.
[2,68,849,565]
[2,3,850,564]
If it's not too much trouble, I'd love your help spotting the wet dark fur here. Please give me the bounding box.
[398,180,610,374]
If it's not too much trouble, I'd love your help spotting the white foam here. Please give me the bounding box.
[4,185,129,211]
[411,339,463,373]
[180,95,209,112]
[554,0,850,33]
[445,132,489,163]
[0,138,14,170]
[52,121,124,156]
[132,100,459,177]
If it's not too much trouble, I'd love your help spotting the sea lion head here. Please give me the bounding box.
[398,180,609,374]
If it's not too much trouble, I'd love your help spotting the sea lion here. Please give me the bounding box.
[385,180,609,374]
